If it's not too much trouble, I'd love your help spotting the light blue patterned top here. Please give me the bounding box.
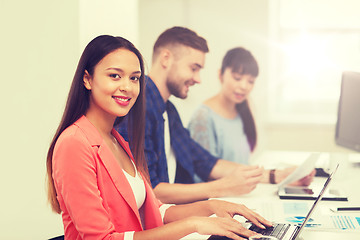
[188,104,251,165]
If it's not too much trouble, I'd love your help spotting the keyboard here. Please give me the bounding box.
[249,223,291,240]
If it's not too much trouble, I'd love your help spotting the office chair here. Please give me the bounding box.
[48,235,64,240]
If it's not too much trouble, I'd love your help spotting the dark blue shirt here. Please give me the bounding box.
[116,76,218,188]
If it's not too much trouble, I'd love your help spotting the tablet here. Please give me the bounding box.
[278,186,348,201]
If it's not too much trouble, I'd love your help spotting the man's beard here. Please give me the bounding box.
[167,78,188,99]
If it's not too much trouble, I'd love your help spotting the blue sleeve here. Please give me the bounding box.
[188,106,219,157]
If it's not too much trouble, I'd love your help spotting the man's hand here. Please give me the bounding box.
[215,165,264,196]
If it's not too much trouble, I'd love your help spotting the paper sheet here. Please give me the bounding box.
[277,152,320,189]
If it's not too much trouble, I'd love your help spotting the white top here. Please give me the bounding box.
[122,138,176,240]
[123,160,174,240]
[163,111,177,183]
[123,161,146,240]
[122,160,146,209]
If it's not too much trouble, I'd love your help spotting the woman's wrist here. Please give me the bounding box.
[206,199,219,215]
[190,199,216,217]
[186,216,202,233]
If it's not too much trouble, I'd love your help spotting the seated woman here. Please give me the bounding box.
[188,47,315,185]
[46,36,272,240]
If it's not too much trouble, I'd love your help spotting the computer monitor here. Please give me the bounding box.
[335,71,360,152]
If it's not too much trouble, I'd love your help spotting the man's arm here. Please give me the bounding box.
[207,159,244,180]
[153,160,264,204]
[211,159,315,186]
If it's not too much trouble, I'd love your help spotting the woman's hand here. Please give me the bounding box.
[275,167,316,186]
[208,200,273,229]
[190,216,263,240]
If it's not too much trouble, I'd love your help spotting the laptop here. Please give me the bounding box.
[208,164,339,240]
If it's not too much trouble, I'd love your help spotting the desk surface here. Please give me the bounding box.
[182,151,360,240]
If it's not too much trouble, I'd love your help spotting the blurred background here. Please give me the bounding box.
[1,0,359,238]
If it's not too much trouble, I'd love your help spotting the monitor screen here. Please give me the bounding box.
[335,71,360,152]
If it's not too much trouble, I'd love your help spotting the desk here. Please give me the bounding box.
[182,151,360,240]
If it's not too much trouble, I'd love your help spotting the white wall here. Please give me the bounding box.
[79,0,139,51]
[0,1,79,239]
[0,0,138,239]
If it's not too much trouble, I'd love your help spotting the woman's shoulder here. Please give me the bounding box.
[56,117,101,150]
[56,124,90,150]
[53,122,99,177]
[191,103,215,120]
[203,97,224,116]
[188,103,219,132]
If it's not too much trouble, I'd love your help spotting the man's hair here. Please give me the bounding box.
[152,26,209,60]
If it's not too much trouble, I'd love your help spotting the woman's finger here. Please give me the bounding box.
[235,204,273,228]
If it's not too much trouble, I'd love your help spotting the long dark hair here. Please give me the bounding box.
[220,47,258,151]
[46,35,147,213]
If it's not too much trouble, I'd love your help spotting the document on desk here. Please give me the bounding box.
[309,209,360,232]
[329,215,360,230]
[283,209,360,232]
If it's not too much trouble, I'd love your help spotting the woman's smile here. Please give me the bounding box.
[113,95,131,106]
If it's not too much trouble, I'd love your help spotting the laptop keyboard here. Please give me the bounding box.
[249,223,291,240]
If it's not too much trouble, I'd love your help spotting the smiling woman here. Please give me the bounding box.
[45,35,153,239]
[82,48,142,176]
[83,48,141,126]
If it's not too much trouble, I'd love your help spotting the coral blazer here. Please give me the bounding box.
[53,116,163,240]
